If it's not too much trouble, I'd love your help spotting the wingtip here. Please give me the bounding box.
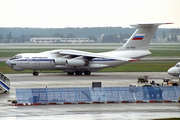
[129,59,139,61]
[165,23,174,24]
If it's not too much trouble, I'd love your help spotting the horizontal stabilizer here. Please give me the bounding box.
[130,23,173,27]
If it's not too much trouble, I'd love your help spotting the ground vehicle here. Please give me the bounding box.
[162,78,179,86]
[137,76,148,83]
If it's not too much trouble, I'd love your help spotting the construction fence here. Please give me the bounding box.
[15,86,180,105]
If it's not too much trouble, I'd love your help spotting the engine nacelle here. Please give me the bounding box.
[54,58,66,65]
[66,59,88,66]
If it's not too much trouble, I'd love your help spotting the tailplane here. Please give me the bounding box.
[116,23,173,51]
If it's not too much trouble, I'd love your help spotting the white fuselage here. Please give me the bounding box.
[6,49,151,72]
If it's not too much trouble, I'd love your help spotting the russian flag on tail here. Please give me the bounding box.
[132,34,145,40]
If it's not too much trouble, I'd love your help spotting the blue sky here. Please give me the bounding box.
[0,0,179,28]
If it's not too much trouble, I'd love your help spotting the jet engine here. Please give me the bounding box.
[54,58,67,65]
[66,59,88,66]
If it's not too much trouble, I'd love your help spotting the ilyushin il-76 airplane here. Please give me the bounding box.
[6,23,172,76]
[167,62,180,77]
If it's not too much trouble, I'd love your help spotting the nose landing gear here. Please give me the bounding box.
[33,71,39,76]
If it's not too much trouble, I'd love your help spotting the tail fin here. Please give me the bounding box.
[116,23,173,51]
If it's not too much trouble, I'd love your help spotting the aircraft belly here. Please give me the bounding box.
[57,61,129,70]
[16,60,55,70]
[35,62,55,70]
[90,60,128,68]
[12,58,131,72]
[58,60,127,72]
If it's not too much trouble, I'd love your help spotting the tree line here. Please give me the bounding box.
[0,27,178,43]
[167,34,178,42]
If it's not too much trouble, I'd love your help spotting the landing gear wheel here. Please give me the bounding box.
[33,71,39,76]
[84,71,91,75]
[67,72,74,75]
[75,71,82,75]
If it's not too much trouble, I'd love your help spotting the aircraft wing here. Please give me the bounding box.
[59,50,137,61]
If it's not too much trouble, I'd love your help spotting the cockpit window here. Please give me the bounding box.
[175,64,179,67]
[10,55,22,60]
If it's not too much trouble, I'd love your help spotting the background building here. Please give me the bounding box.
[30,37,94,43]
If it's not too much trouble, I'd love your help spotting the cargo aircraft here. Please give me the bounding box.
[167,62,180,77]
[6,23,172,76]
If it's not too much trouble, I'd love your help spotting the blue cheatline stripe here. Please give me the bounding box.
[16,59,54,62]
[0,80,10,91]
[15,59,117,62]
[92,59,117,62]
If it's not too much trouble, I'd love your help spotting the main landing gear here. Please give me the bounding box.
[33,71,39,76]
[67,71,91,75]
[84,71,91,75]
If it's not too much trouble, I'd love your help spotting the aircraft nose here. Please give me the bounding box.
[167,67,175,75]
[167,68,172,73]
[6,60,11,67]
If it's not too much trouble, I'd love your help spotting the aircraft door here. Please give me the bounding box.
[26,58,30,64]
[34,59,40,68]
[27,58,33,68]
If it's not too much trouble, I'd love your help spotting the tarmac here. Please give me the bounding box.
[0,72,180,120]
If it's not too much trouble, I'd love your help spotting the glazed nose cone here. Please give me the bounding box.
[6,60,11,68]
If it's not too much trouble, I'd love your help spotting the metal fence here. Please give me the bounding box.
[16,86,180,104]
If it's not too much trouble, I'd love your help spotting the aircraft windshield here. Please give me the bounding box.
[10,55,22,60]
[175,64,179,67]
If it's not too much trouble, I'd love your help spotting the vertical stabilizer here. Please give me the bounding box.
[116,23,173,51]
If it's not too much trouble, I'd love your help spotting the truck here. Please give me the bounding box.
[137,75,148,83]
